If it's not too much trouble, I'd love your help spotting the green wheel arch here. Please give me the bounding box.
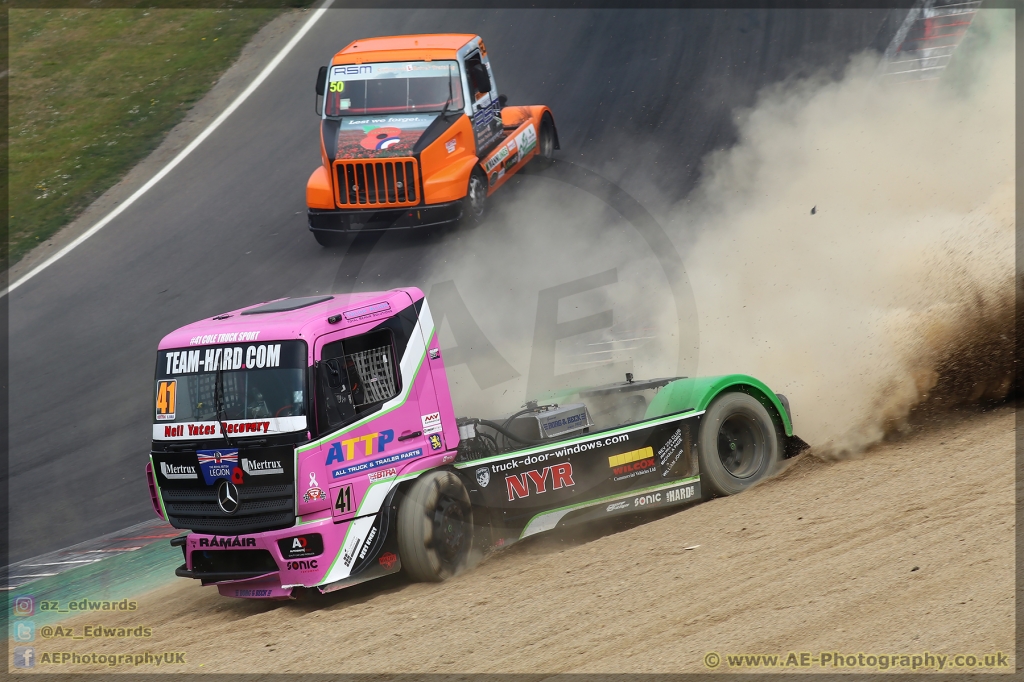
[644,374,794,436]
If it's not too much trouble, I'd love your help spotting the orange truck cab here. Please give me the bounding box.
[306,34,558,245]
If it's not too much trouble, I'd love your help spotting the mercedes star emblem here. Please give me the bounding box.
[217,480,240,514]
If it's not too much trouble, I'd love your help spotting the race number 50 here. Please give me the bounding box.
[155,379,176,420]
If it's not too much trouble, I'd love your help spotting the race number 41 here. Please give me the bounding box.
[334,484,353,515]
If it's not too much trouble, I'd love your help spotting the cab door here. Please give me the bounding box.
[303,293,434,519]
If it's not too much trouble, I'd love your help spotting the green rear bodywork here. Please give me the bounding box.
[644,374,794,436]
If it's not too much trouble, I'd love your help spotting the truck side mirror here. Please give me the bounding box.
[497,94,508,109]
[315,66,328,95]
[470,63,491,94]
[314,66,328,116]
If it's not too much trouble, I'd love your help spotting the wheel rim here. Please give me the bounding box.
[467,176,486,217]
[433,495,466,563]
[716,413,766,478]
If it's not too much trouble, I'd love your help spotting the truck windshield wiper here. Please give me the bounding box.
[438,63,458,119]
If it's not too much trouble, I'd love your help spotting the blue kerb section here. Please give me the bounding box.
[7,541,182,630]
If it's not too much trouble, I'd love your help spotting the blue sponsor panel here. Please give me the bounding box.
[332,448,423,479]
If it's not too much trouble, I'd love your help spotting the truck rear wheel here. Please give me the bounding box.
[536,113,556,165]
[397,470,473,582]
[697,392,781,497]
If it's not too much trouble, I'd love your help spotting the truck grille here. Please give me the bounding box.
[162,484,294,536]
[334,158,419,207]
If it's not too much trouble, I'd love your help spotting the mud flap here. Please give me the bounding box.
[784,435,810,459]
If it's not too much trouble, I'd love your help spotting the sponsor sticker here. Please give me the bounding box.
[368,467,397,483]
[357,526,378,561]
[332,448,422,479]
[341,533,362,568]
[421,412,442,435]
[658,428,687,477]
[155,380,176,421]
[505,463,575,502]
[197,536,257,548]
[428,434,443,451]
[160,462,197,480]
[378,552,398,570]
[475,467,490,488]
[163,343,281,375]
[285,559,319,572]
[303,472,326,503]
[241,458,283,476]
[442,453,455,464]
[608,446,657,481]
[606,500,630,512]
[196,450,239,485]
[445,138,457,153]
[325,429,396,465]
[343,301,392,321]
[278,534,324,559]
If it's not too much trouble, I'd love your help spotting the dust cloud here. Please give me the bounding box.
[421,10,1014,454]
[677,10,1015,456]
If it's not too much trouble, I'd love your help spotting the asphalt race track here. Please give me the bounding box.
[8,8,903,562]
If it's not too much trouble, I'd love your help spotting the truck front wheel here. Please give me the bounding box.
[462,169,488,225]
[697,392,781,497]
[397,470,474,582]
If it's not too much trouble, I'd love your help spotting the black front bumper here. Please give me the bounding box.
[308,201,463,234]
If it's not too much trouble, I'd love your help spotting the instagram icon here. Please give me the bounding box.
[13,595,35,617]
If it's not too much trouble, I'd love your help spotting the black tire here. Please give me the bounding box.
[462,169,488,225]
[536,114,556,166]
[312,230,344,248]
[397,470,473,582]
[697,392,781,497]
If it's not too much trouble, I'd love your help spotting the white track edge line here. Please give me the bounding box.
[3,0,335,298]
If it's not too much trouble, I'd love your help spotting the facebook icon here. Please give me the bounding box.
[13,646,35,668]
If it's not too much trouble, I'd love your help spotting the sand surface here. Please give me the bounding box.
[15,406,1015,675]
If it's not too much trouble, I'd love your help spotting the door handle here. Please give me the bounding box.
[397,431,422,442]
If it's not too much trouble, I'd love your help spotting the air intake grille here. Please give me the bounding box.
[334,158,419,207]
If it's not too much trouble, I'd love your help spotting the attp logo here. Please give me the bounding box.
[325,429,396,464]
[13,595,35,617]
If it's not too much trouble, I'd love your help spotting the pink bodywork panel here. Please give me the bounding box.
[168,287,462,597]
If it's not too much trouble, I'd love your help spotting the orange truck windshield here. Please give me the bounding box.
[324,60,463,117]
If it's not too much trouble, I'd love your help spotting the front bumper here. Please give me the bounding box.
[308,201,463,234]
[177,517,338,599]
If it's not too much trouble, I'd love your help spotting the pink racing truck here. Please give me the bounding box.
[146,290,806,599]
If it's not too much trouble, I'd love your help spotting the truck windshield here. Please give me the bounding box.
[324,60,463,117]
[153,341,308,439]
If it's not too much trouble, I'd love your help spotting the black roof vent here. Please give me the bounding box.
[241,295,334,315]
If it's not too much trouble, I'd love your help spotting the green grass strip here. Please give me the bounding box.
[8,7,287,264]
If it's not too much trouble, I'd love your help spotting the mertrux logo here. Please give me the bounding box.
[325,429,395,465]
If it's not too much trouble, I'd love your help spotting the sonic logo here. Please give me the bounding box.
[325,429,395,465]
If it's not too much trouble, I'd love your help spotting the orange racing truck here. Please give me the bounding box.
[306,34,558,245]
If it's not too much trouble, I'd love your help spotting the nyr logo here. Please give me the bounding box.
[325,430,395,465]
[505,463,575,502]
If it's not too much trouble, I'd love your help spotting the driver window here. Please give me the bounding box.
[316,329,399,433]
[464,52,490,103]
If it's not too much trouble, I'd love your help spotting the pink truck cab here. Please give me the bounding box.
[147,291,805,599]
